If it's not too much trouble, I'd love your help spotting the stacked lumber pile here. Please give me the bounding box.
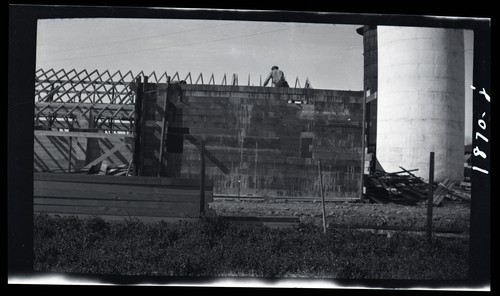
[364,167,465,206]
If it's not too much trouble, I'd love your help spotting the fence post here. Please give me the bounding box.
[133,76,142,176]
[427,152,435,243]
[318,160,327,234]
[68,136,72,173]
[200,138,206,215]
[157,76,170,177]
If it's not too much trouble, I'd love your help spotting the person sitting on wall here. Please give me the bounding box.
[263,66,289,88]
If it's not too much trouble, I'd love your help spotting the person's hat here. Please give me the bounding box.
[271,65,279,70]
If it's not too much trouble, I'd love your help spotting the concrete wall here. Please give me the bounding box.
[376,26,465,182]
[142,84,364,201]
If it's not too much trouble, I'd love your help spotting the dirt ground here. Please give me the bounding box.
[209,198,471,231]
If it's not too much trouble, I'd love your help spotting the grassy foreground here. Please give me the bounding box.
[33,213,468,279]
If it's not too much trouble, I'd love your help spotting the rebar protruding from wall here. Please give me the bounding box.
[231,73,238,86]
[294,77,301,88]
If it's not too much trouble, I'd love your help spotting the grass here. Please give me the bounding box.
[33,213,469,279]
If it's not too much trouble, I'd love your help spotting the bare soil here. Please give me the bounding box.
[209,198,470,230]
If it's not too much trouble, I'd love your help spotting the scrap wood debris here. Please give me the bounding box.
[67,161,133,176]
[364,166,471,206]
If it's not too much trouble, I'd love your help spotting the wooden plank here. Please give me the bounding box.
[185,135,231,175]
[133,77,142,176]
[221,216,299,228]
[427,152,434,243]
[34,181,210,202]
[327,223,469,234]
[200,139,206,215]
[375,168,419,177]
[433,178,450,205]
[34,204,201,218]
[397,166,424,182]
[34,197,198,209]
[33,179,211,193]
[35,130,134,139]
[34,187,210,203]
[98,160,108,175]
[158,79,169,177]
[34,213,198,224]
[35,102,135,113]
[83,140,128,169]
[33,172,214,188]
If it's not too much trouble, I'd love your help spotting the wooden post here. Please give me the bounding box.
[68,136,72,173]
[138,76,148,176]
[200,139,206,215]
[427,152,435,243]
[318,160,327,234]
[157,76,170,177]
[133,76,142,176]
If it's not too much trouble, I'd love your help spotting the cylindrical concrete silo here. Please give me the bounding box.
[376,26,465,182]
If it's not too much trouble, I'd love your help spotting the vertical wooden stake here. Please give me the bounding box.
[138,76,149,176]
[68,136,72,173]
[157,77,170,177]
[318,160,327,234]
[427,152,435,243]
[133,76,142,176]
[200,139,206,215]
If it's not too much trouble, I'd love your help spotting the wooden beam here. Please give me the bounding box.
[35,130,133,139]
[34,204,199,218]
[185,134,230,175]
[157,77,170,177]
[34,182,207,202]
[83,140,128,169]
[133,77,142,176]
[36,102,135,112]
[34,172,214,188]
[427,152,435,243]
[318,160,327,234]
[200,139,206,215]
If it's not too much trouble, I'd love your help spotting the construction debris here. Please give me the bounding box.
[363,166,469,206]
[68,163,132,176]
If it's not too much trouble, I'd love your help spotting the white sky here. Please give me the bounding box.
[35,18,473,141]
[36,18,364,90]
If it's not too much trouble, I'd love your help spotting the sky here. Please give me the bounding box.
[35,18,473,141]
[36,18,364,90]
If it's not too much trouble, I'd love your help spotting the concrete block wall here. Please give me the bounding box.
[142,84,364,200]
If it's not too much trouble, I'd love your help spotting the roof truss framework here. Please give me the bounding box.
[35,68,312,132]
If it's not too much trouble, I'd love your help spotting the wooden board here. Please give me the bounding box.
[34,186,206,202]
[433,179,454,205]
[34,204,199,218]
[34,180,210,198]
[221,215,300,228]
[33,173,214,219]
[34,213,199,224]
[34,197,198,210]
[34,172,214,188]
